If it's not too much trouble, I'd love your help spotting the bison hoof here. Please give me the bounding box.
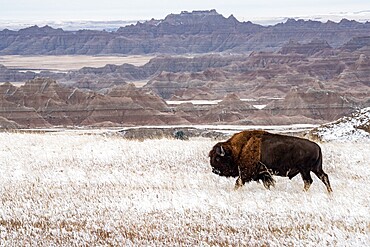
[234,184,241,191]
[234,177,243,190]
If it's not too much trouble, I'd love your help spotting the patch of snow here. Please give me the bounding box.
[68,88,78,100]
[314,107,370,142]
[253,104,267,109]
[166,100,221,105]
[240,98,257,102]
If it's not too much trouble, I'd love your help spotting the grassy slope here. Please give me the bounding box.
[0,132,369,245]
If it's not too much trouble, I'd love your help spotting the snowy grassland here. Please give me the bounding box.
[0,131,369,246]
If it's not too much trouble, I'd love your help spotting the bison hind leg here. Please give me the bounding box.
[288,170,299,180]
[313,170,333,193]
[300,171,313,191]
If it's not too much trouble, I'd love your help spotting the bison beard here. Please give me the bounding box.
[209,130,333,193]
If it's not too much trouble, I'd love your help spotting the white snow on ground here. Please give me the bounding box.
[166,100,222,105]
[165,99,269,109]
[313,107,370,142]
[252,104,267,110]
[0,131,369,245]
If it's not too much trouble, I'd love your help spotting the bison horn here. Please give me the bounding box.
[220,146,225,156]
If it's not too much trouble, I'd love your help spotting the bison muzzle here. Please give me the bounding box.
[209,130,333,193]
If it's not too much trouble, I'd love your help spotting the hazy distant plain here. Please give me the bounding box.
[0,55,154,72]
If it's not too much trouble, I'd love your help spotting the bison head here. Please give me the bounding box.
[209,143,238,177]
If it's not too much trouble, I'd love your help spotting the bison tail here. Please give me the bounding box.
[317,148,323,169]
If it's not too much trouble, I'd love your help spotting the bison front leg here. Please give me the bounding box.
[234,166,255,190]
[234,167,245,190]
[234,177,243,190]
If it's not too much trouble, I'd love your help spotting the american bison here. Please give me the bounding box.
[209,130,332,193]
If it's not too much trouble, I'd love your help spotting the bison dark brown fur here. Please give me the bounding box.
[209,130,333,193]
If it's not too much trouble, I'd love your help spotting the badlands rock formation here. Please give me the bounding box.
[1,11,370,55]
[0,78,189,128]
[0,10,369,128]
[1,37,369,127]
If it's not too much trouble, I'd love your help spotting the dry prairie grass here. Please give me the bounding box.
[0,131,369,246]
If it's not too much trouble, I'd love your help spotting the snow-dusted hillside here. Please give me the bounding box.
[310,107,370,142]
[0,131,369,245]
